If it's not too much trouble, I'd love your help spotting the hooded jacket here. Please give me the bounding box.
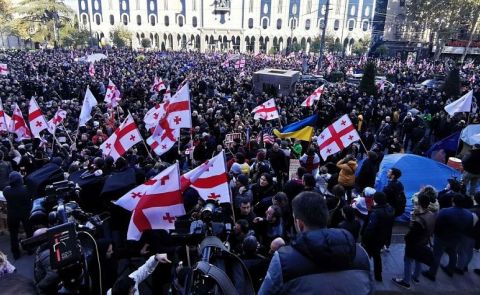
[258,228,373,295]
[3,171,32,219]
[337,160,358,187]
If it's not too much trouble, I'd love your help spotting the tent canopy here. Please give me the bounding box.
[374,154,461,222]
[461,124,480,146]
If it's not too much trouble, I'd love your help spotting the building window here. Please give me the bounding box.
[164,0,168,10]
[95,14,101,25]
[348,19,355,31]
[248,18,253,29]
[192,16,197,27]
[192,0,197,11]
[278,0,282,13]
[151,15,156,26]
[277,18,282,29]
[334,19,340,30]
[164,15,169,26]
[82,14,88,25]
[122,14,128,25]
[305,19,311,30]
[109,14,114,25]
[306,0,312,14]
[399,0,405,7]
[319,18,324,29]
[290,18,297,29]
[249,0,253,13]
[178,15,184,27]
[137,15,142,25]
[262,18,268,29]
[362,20,369,31]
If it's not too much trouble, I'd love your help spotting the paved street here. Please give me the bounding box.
[1,228,480,294]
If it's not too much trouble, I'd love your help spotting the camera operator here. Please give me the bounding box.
[107,253,171,295]
[4,171,33,259]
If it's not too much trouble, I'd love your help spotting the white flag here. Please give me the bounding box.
[28,97,49,138]
[444,90,473,116]
[79,88,98,127]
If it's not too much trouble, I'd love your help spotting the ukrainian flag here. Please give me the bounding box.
[273,114,318,141]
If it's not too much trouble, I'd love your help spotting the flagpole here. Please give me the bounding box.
[60,122,75,145]
[127,109,155,160]
[358,138,369,154]
[222,150,236,223]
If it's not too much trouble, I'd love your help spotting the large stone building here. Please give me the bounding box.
[71,0,377,54]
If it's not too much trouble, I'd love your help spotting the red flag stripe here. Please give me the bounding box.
[255,106,276,113]
[113,122,139,156]
[191,173,228,189]
[319,124,355,150]
[168,101,189,112]
[132,191,182,231]
[28,109,43,121]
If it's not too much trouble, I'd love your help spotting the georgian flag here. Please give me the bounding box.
[28,97,49,138]
[0,63,9,75]
[88,63,95,77]
[47,109,67,134]
[150,76,166,92]
[301,85,325,107]
[221,59,230,68]
[0,99,9,132]
[100,114,143,160]
[10,103,32,141]
[317,115,360,160]
[252,98,279,120]
[164,85,172,101]
[105,79,121,108]
[166,83,192,129]
[147,117,180,156]
[126,163,185,240]
[180,150,231,203]
[234,59,245,69]
[144,103,164,131]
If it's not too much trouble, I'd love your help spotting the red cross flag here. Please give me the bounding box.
[0,63,9,75]
[100,114,143,160]
[47,109,67,134]
[144,103,163,131]
[234,59,245,69]
[180,150,231,203]
[166,83,192,129]
[252,98,279,120]
[317,114,360,161]
[147,117,180,156]
[28,97,49,138]
[10,103,32,141]
[126,163,184,240]
[88,63,95,77]
[115,164,179,211]
[104,79,121,108]
[164,85,172,101]
[0,99,9,132]
[150,76,166,92]
[301,85,325,107]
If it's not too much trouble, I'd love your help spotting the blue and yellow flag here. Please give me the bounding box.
[273,114,318,141]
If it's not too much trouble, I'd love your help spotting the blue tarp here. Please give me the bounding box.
[374,154,462,222]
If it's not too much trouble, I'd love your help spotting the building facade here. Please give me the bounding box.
[72,0,376,54]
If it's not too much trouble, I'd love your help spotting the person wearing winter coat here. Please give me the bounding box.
[3,171,33,259]
[336,155,358,201]
[356,151,379,191]
[462,144,480,196]
[392,193,436,289]
[107,254,171,295]
[362,192,395,282]
[258,192,373,295]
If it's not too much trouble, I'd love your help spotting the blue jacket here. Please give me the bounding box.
[258,228,374,295]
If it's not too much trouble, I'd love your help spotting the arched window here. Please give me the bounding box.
[137,15,142,25]
[164,15,169,26]
[348,19,355,31]
[192,0,197,11]
[249,0,253,13]
[109,14,114,25]
[178,15,184,27]
[276,19,282,30]
[290,18,297,29]
[122,14,128,25]
[278,0,282,13]
[150,15,156,26]
[95,14,101,25]
[192,16,198,27]
[262,18,268,29]
[305,19,311,30]
[334,19,340,30]
[362,20,369,31]
[248,18,253,29]
[306,0,312,14]
[82,14,88,25]
[319,19,324,29]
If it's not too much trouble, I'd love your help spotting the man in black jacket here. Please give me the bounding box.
[462,144,480,197]
[4,171,33,259]
[258,192,373,295]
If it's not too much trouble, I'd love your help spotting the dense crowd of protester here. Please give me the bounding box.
[0,48,479,294]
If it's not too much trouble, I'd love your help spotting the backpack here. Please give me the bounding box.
[394,190,407,217]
